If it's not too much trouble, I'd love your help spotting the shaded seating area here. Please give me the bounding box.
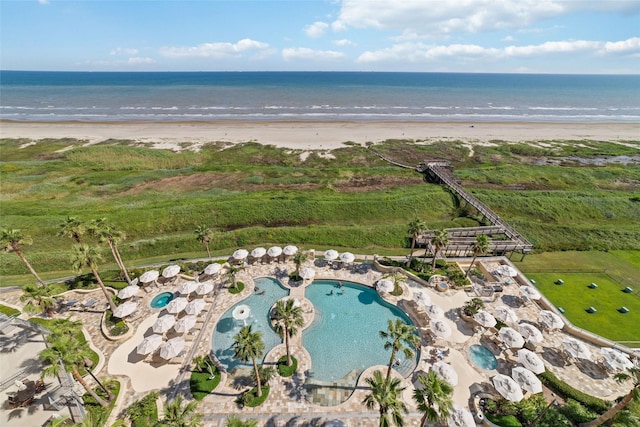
[6,378,47,409]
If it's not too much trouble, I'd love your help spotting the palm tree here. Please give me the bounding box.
[157,394,202,427]
[89,218,132,285]
[20,283,58,317]
[430,229,449,270]
[579,367,640,427]
[380,319,420,381]
[1,229,45,285]
[194,225,213,258]
[58,216,85,244]
[413,370,454,427]
[362,370,408,427]
[226,264,242,290]
[466,234,490,278]
[272,298,304,367]
[226,415,258,427]
[232,325,266,397]
[70,244,117,312]
[292,251,308,276]
[407,218,427,267]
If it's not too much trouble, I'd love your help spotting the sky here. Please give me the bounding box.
[1,0,639,74]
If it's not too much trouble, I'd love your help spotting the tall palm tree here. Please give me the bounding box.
[466,234,490,278]
[20,283,58,317]
[292,251,308,276]
[89,218,132,285]
[406,218,427,267]
[226,415,258,427]
[362,370,408,427]
[413,370,454,427]
[272,298,304,367]
[232,325,266,397]
[579,367,640,427]
[380,319,420,381]
[157,394,202,427]
[430,229,449,270]
[194,225,213,259]
[1,229,45,285]
[58,216,85,244]
[70,244,117,312]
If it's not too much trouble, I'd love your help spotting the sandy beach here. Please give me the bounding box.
[1,120,638,151]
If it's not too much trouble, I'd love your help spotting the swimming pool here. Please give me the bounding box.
[211,277,289,372]
[469,344,498,370]
[303,280,418,396]
[150,292,174,309]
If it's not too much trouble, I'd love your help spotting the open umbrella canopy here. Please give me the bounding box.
[539,310,564,330]
[324,249,339,260]
[299,267,315,280]
[136,334,163,355]
[178,281,198,295]
[195,281,214,296]
[185,298,206,316]
[281,296,302,308]
[160,336,185,360]
[601,348,634,371]
[267,246,283,258]
[499,327,525,349]
[432,361,458,386]
[492,374,524,402]
[174,315,198,333]
[425,304,445,319]
[112,301,137,318]
[430,319,452,338]
[153,314,176,333]
[563,337,591,360]
[283,245,298,256]
[512,367,543,394]
[340,252,355,263]
[494,306,519,324]
[497,265,518,277]
[140,270,159,283]
[520,286,542,300]
[14,380,27,391]
[413,290,431,307]
[162,264,180,278]
[517,349,545,374]
[519,323,544,343]
[118,285,140,299]
[447,405,476,427]
[232,249,248,260]
[474,310,497,328]
[250,247,266,258]
[204,263,222,275]
[376,278,395,293]
[165,297,188,314]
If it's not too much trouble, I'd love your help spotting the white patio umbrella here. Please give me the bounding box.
[152,314,176,333]
[160,336,185,360]
[112,301,137,318]
[376,278,395,293]
[283,245,298,256]
[162,264,180,279]
[185,298,206,316]
[281,296,302,308]
[140,270,159,283]
[474,310,497,328]
[425,304,445,319]
[174,315,198,333]
[136,334,163,355]
[130,277,139,286]
[340,252,355,264]
[497,265,518,277]
[511,367,543,394]
[519,323,544,343]
[517,349,545,374]
[430,319,452,339]
[118,284,140,299]
[601,348,634,371]
[499,327,525,349]
[494,306,519,324]
[447,405,476,427]
[195,281,214,296]
[14,380,27,391]
[250,247,266,259]
[539,310,565,330]
[299,267,315,280]
[165,297,188,314]
[178,281,198,295]
[492,374,524,402]
[204,263,222,275]
[267,246,282,258]
[520,286,542,300]
[324,249,339,260]
[563,337,591,360]
[432,361,458,386]
[232,249,248,260]
[413,290,431,307]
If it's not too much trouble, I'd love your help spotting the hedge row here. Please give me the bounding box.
[538,370,610,413]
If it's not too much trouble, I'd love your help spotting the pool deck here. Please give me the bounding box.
[0,256,635,426]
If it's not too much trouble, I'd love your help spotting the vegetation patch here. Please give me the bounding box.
[126,391,159,427]
[229,281,245,294]
[538,369,610,413]
[277,355,297,377]
[82,379,121,426]
[190,355,221,401]
[240,385,270,408]
[0,304,20,317]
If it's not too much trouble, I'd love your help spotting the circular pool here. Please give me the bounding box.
[469,344,497,370]
[150,292,174,309]
[437,282,448,292]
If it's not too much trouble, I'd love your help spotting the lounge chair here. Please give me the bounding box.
[82,299,97,310]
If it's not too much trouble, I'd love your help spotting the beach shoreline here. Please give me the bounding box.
[1,120,638,151]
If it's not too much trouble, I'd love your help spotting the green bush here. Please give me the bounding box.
[485,414,522,427]
[277,355,297,377]
[240,385,270,407]
[126,391,159,427]
[82,379,120,427]
[229,281,245,294]
[538,370,610,413]
[558,399,599,424]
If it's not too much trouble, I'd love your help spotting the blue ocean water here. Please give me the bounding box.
[1,71,638,122]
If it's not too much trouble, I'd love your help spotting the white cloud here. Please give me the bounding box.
[282,47,345,61]
[159,38,269,58]
[126,57,154,65]
[305,21,329,38]
[603,37,640,54]
[38,0,49,5]
[502,36,516,43]
[333,39,356,47]
[110,47,139,56]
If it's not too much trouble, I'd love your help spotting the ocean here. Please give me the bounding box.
[1,71,639,123]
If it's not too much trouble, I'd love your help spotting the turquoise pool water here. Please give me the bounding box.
[150,292,174,309]
[211,277,289,372]
[303,280,418,386]
[469,344,498,370]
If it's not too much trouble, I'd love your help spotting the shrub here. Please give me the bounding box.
[538,370,610,413]
[277,355,297,377]
[462,298,484,316]
[558,399,599,424]
[126,391,159,427]
[239,385,270,407]
[485,414,522,427]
